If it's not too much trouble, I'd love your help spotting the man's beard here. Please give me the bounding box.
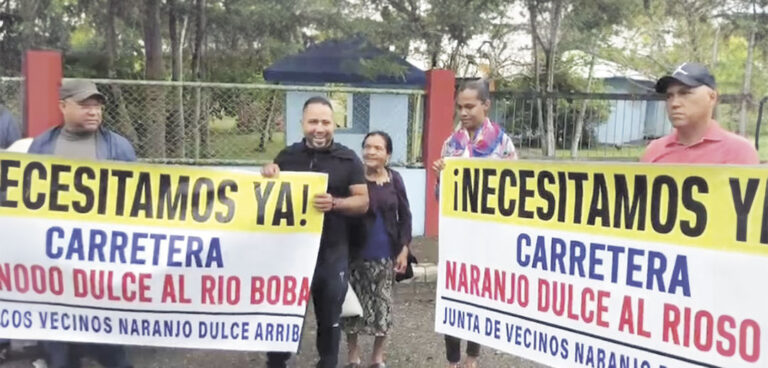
[306,135,332,149]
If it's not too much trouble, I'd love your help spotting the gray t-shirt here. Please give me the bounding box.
[53,128,97,159]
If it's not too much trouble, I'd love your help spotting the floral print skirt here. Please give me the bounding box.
[342,258,394,336]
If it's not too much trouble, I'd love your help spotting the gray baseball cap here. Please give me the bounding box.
[59,80,106,103]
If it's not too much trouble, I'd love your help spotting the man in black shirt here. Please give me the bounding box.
[262,96,368,368]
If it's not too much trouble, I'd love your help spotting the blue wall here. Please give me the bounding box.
[644,101,672,138]
[596,79,648,145]
[395,168,426,237]
[285,91,410,165]
[595,78,673,144]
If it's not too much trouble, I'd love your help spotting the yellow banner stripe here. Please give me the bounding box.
[441,158,768,255]
[0,152,327,233]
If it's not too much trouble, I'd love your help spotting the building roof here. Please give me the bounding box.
[264,38,426,86]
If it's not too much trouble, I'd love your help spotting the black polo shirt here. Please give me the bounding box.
[274,140,365,265]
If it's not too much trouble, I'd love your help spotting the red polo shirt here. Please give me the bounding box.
[640,121,760,164]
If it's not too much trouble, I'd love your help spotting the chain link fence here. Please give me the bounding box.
[5,77,762,164]
[0,77,23,131]
[0,78,424,166]
[490,92,754,161]
[86,79,286,165]
[85,79,425,166]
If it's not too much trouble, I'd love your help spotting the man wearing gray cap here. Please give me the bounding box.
[641,62,759,164]
[28,79,136,161]
[28,79,135,368]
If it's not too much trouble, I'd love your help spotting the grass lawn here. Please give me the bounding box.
[519,136,768,163]
[203,116,768,164]
[516,145,645,161]
[208,131,285,161]
[758,135,768,162]
[207,116,285,162]
[210,116,238,131]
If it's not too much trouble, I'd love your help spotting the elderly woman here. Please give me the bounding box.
[433,79,517,368]
[342,131,412,368]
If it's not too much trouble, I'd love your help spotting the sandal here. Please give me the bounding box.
[368,363,386,368]
[344,362,361,368]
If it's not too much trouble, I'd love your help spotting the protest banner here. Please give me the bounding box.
[0,152,327,352]
[435,158,767,368]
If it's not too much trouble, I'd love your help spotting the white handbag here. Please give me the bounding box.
[341,282,363,317]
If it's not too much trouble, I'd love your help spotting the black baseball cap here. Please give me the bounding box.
[654,62,716,93]
[59,80,106,103]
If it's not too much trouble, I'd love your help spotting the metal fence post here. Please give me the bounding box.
[23,51,62,137]
[755,96,768,151]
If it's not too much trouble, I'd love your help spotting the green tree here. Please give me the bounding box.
[525,0,639,156]
[142,0,166,158]
[353,0,510,71]
[603,0,768,136]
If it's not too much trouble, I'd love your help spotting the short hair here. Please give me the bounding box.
[362,131,393,155]
[303,96,333,112]
[457,79,491,103]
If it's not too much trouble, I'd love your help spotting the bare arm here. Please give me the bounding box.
[331,184,369,216]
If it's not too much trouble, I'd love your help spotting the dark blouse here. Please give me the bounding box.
[360,212,391,260]
[351,169,413,260]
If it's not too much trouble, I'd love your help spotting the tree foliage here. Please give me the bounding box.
[0,0,767,154]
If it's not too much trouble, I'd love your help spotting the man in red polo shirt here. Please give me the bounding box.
[641,62,760,164]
